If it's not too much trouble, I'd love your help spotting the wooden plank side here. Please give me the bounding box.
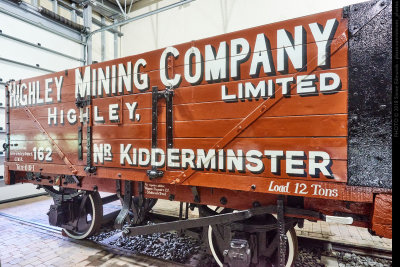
[10,79,348,124]
[6,8,350,197]
[9,140,87,165]
[90,114,346,139]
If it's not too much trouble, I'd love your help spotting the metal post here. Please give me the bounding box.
[277,196,287,267]
[71,3,77,23]
[52,0,58,14]
[101,16,106,62]
[83,3,92,65]
[114,19,118,59]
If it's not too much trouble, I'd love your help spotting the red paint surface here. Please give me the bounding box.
[372,194,392,238]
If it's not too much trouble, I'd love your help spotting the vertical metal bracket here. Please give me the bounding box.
[190,186,200,203]
[75,92,96,174]
[165,88,174,149]
[4,81,12,161]
[277,195,287,267]
[78,126,83,160]
[147,86,174,180]
[131,181,147,225]
[114,180,133,229]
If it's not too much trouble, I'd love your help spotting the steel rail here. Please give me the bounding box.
[0,32,84,63]
[0,192,49,205]
[0,212,62,234]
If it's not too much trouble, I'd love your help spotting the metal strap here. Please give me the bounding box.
[78,126,83,160]
[147,86,175,179]
[147,86,163,179]
[165,89,174,149]
[86,94,95,173]
[151,86,159,149]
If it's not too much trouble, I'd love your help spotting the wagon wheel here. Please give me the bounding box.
[199,206,298,267]
[63,191,103,239]
[44,186,103,239]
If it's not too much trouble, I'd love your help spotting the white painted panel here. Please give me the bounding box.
[0,164,4,179]
[0,84,5,107]
[92,23,102,63]
[121,0,367,56]
[0,108,4,131]
[0,38,81,72]
[0,61,48,81]
[91,24,116,62]
[0,13,82,59]
[106,30,115,61]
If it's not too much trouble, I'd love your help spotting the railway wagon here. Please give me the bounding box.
[3,0,392,266]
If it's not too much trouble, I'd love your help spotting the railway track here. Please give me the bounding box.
[0,211,61,234]
[0,192,49,205]
[298,236,392,260]
[0,209,392,266]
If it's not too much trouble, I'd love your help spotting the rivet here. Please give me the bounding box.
[220,196,227,205]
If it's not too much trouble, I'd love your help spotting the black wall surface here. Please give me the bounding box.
[347,0,392,188]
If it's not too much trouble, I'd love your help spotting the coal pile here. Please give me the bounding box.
[108,231,201,263]
[87,220,204,264]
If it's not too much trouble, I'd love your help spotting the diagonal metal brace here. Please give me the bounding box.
[114,180,133,229]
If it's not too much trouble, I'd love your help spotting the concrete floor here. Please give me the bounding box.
[0,182,46,203]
